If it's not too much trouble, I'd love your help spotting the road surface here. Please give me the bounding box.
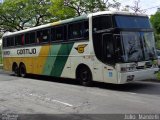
[0,69,160,119]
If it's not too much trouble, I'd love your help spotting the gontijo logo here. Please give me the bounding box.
[75,44,88,53]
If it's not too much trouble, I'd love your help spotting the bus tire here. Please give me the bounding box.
[76,65,92,86]
[12,63,19,76]
[19,63,26,78]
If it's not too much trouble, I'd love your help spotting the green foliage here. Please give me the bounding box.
[156,71,160,80]
[155,34,160,49]
[0,0,54,31]
[0,0,120,32]
[50,0,119,18]
[49,0,76,20]
[150,11,160,34]
[150,10,160,49]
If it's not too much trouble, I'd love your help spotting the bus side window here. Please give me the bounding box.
[51,28,55,42]
[84,21,89,39]
[6,37,10,47]
[25,33,30,44]
[37,31,43,43]
[37,29,50,43]
[55,26,64,41]
[25,32,36,45]
[103,34,114,64]
[7,37,14,47]
[15,35,23,46]
[68,22,83,40]
[93,16,112,32]
[22,35,25,45]
[2,38,7,48]
[30,32,36,44]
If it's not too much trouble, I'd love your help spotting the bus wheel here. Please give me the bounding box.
[77,66,92,86]
[19,64,26,77]
[13,64,19,76]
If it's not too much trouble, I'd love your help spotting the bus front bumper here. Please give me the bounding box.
[118,68,159,84]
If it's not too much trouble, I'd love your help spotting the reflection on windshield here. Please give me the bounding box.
[142,32,156,60]
[121,32,157,62]
[122,32,143,62]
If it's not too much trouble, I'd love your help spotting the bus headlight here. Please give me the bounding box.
[121,67,135,72]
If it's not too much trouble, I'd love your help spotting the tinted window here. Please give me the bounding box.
[7,37,14,47]
[25,32,36,44]
[93,16,112,32]
[84,21,89,38]
[2,38,7,48]
[15,35,24,46]
[68,22,83,39]
[55,26,64,41]
[103,34,115,63]
[37,29,50,43]
[51,28,55,41]
[68,21,89,40]
[115,16,151,28]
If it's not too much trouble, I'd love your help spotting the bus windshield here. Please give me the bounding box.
[120,32,157,62]
[115,15,152,29]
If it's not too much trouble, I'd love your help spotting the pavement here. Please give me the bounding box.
[0,70,160,119]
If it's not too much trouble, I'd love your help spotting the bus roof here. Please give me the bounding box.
[89,11,148,17]
[3,11,148,37]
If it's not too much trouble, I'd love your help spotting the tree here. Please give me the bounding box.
[50,0,120,17]
[150,11,160,34]
[0,0,54,32]
[0,0,121,33]
[150,9,160,48]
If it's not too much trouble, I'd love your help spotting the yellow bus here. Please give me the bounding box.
[2,11,159,86]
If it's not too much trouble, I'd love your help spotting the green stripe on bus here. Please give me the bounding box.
[43,44,61,75]
[50,43,74,77]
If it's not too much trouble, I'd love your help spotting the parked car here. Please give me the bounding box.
[157,50,160,67]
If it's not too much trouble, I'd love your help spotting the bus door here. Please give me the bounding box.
[102,33,117,83]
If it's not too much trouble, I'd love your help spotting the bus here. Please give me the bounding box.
[2,11,159,86]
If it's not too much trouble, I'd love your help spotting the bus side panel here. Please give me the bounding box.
[60,43,74,78]
[3,57,12,71]
[33,45,50,75]
[61,41,93,79]
[23,57,33,74]
[42,44,61,76]
[48,43,74,77]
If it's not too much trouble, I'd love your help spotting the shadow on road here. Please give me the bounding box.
[23,74,160,96]
[93,81,160,95]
